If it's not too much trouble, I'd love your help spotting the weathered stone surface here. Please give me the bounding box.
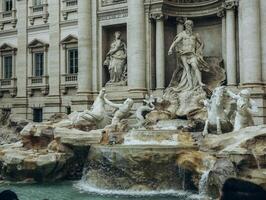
[0,142,73,181]
[206,159,237,198]
[54,128,103,147]
[20,123,54,150]
[200,125,266,197]
[0,115,29,145]
[201,125,266,153]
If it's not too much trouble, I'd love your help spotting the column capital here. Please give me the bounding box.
[224,0,238,10]
[217,9,225,18]
[150,13,167,21]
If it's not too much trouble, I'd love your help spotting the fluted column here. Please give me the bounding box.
[239,0,261,84]
[127,0,146,92]
[155,14,165,89]
[77,0,92,94]
[217,10,226,72]
[225,0,237,85]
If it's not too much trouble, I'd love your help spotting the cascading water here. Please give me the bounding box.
[252,149,261,169]
[123,129,179,145]
[198,170,210,195]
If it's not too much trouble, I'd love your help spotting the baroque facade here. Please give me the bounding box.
[0,0,265,124]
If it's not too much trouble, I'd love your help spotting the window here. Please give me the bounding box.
[34,0,43,6]
[33,108,43,122]
[4,0,12,12]
[34,53,44,76]
[3,55,12,79]
[66,106,71,115]
[68,48,78,74]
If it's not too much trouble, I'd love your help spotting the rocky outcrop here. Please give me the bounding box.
[0,142,73,181]
[201,125,266,154]
[20,123,54,149]
[205,159,237,198]
[201,125,266,198]
[0,116,29,145]
[54,128,103,148]
[0,120,104,182]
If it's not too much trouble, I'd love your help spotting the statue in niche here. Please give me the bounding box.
[104,31,127,86]
[227,89,258,131]
[157,19,219,119]
[167,19,209,91]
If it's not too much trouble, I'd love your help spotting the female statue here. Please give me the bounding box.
[104,31,127,85]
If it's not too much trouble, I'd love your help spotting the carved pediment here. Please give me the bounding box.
[0,43,17,53]
[61,34,78,45]
[28,39,49,50]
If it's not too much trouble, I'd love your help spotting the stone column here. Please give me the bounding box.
[48,0,60,96]
[217,10,226,71]
[239,0,261,84]
[16,0,27,98]
[14,0,28,118]
[225,0,237,86]
[77,0,92,95]
[260,0,266,83]
[127,0,146,92]
[155,14,165,90]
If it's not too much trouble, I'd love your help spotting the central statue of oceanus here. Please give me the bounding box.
[167,19,209,92]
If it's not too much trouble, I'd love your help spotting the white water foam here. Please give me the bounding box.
[198,170,210,195]
[123,131,179,145]
[74,181,201,198]
[123,139,179,145]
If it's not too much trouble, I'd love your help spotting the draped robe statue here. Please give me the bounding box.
[104,31,127,86]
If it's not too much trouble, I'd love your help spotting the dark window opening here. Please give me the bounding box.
[68,48,78,74]
[4,0,12,12]
[66,106,71,115]
[34,52,44,77]
[33,108,43,122]
[3,55,12,79]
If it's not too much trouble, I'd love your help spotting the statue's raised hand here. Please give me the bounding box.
[168,49,173,56]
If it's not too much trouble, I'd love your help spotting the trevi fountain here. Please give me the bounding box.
[1,1,266,200]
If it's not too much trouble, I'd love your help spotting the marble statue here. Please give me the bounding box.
[227,89,258,131]
[203,86,233,136]
[104,96,134,126]
[161,19,214,118]
[56,89,110,129]
[135,95,155,127]
[103,31,127,86]
[168,19,209,91]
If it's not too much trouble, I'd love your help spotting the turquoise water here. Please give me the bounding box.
[0,181,201,200]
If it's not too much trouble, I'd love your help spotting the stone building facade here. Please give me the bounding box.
[0,0,265,123]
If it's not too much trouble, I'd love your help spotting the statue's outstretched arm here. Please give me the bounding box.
[104,97,122,109]
[227,90,239,100]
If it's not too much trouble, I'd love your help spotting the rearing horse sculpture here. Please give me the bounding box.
[203,86,233,136]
